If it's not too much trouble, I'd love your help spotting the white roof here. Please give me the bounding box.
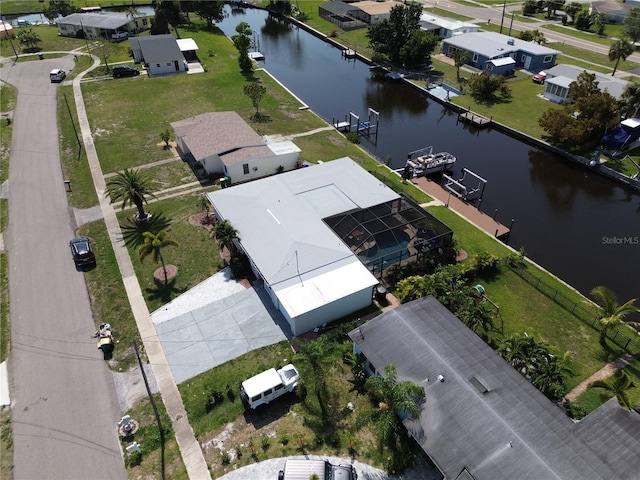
[176,38,199,51]
[419,13,477,31]
[208,158,396,318]
[241,368,281,398]
[489,57,516,66]
[621,117,640,128]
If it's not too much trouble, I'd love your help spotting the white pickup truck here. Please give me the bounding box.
[240,364,299,409]
[278,459,357,480]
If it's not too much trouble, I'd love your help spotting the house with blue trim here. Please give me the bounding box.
[442,31,559,76]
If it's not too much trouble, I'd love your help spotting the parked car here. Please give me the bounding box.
[111,31,128,40]
[240,364,299,409]
[532,71,547,84]
[49,69,66,82]
[279,459,357,480]
[69,237,95,267]
[112,65,140,78]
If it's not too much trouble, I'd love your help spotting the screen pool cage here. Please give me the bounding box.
[324,195,453,282]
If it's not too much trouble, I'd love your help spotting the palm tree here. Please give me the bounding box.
[297,336,334,421]
[457,300,494,337]
[213,219,240,255]
[17,28,41,52]
[589,370,637,410]
[619,83,640,118]
[125,6,141,33]
[451,49,470,81]
[590,286,640,347]
[364,364,424,453]
[137,230,179,285]
[609,38,634,76]
[105,168,157,221]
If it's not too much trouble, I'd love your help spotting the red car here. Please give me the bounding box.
[532,71,547,84]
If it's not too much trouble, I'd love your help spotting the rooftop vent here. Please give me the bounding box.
[470,376,488,394]
[507,38,515,45]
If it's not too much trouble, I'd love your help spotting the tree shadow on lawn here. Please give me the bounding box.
[145,278,187,304]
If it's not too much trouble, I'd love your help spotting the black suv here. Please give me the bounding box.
[112,65,140,78]
[69,237,96,268]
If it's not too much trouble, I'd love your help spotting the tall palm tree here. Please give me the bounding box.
[609,38,634,76]
[105,168,157,221]
[137,230,179,285]
[213,219,240,255]
[364,364,424,453]
[590,286,640,347]
[589,370,637,410]
[125,6,141,33]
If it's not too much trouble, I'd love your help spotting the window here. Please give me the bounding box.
[166,62,171,66]
[543,55,552,63]
[487,63,493,71]
[251,395,261,402]
[274,384,283,391]
[472,53,478,63]
[264,388,273,396]
[156,64,160,68]
[243,163,249,175]
[521,54,526,62]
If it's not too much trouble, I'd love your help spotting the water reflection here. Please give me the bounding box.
[218,7,640,301]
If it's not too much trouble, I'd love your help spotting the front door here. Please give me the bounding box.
[174,60,180,71]
[524,56,532,70]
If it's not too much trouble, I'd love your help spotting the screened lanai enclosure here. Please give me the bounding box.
[324,195,453,281]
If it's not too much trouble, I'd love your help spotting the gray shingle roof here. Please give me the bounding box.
[170,111,272,166]
[348,296,640,480]
[544,64,630,100]
[130,34,183,65]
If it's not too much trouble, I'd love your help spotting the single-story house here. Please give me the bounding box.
[171,111,300,183]
[55,12,149,40]
[129,34,187,77]
[419,13,479,39]
[207,158,453,335]
[442,31,559,76]
[541,64,630,104]
[319,0,395,28]
[348,296,640,480]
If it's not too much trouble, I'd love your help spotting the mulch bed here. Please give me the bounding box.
[189,212,216,230]
[153,265,178,283]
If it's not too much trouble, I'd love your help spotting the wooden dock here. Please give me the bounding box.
[458,111,491,128]
[411,176,511,240]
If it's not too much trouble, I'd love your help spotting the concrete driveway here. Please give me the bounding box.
[0,55,126,479]
[151,268,293,384]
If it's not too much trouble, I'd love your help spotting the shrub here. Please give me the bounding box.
[345,132,360,144]
[220,450,230,465]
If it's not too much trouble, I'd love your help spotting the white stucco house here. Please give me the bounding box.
[129,34,187,77]
[171,111,300,184]
[207,158,394,335]
[419,13,479,39]
[56,12,149,39]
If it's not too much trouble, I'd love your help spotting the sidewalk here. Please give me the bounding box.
[71,54,211,479]
[565,353,636,402]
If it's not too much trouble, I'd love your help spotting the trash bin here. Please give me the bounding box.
[38,53,44,60]
[375,285,387,301]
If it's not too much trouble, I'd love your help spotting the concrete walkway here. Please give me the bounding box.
[565,353,636,402]
[71,55,212,479]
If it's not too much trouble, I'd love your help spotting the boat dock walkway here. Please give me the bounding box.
[458,110,491,128]
[411,176,511,239]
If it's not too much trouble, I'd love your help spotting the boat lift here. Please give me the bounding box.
[442,168,487,203]
[333,107,380,142]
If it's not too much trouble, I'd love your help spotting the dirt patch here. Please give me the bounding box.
[189,212,216,229]
[156,140,180,158]
[456,249,468,262]
[153,264,178,283]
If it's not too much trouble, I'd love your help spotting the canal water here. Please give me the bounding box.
[218,6,640,303]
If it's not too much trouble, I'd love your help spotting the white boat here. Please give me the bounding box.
[406,146,456,176]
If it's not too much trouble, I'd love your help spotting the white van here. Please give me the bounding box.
[49,69,66,83]
[278,459,357,480]
[240,364,299,409]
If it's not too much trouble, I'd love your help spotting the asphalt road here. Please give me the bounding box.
[1,57,126,479]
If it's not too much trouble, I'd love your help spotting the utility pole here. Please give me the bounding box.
[500,0,507,34]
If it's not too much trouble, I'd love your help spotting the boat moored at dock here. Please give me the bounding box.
[405,146,456,177]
